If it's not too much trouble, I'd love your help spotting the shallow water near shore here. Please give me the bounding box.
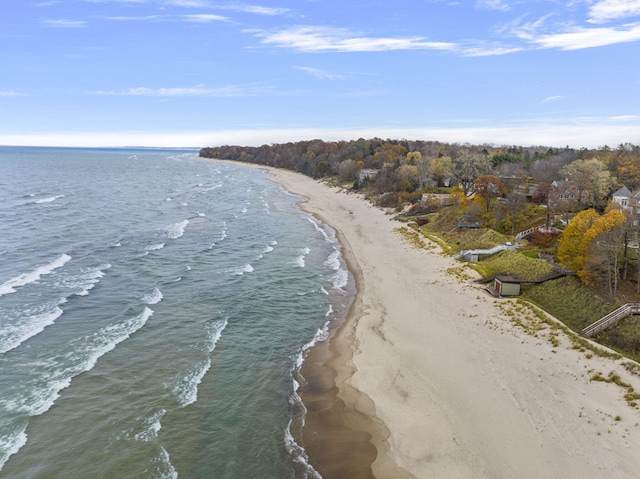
[0,147,354,478]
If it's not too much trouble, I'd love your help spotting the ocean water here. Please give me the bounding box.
[0,147,352,479]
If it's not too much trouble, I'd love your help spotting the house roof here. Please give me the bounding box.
[613,186,632,198]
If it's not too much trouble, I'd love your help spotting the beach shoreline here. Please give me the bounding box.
[206,158,640,479]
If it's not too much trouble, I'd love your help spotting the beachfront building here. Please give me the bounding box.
[487,275,521,297]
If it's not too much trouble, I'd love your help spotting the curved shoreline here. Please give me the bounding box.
[206,158,640,479]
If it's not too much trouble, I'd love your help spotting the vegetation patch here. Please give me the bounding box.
[394,226,429,250]
[520,276,616,333]
[591,370,640,408]
[595,316,640,363]
[472,250,555,281]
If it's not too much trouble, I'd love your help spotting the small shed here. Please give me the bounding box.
[493,275,521,297]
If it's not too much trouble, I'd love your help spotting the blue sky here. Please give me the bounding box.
[1,0,639,148]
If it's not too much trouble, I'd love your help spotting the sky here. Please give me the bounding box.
[1,0,639,148]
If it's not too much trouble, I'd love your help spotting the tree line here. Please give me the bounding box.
[200,138,640,299]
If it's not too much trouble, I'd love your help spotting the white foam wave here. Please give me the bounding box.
[294,247,311,268]
[307,216,334,244]
[162,220,189,239]
[233,264,254,275]
[63,263,111,297]
[173,319,227,407]
[132,409,166,442]
[152,447,178,479]
[241,207,248,214]
[3,308,153,417]
[145,243,165,252]
[324,250,341,271]
[174,359,210,407]
[0,304,64,354]
[284,420,322,479]
[204,318,227,352]
[142,288,163,305]
[35,194,64,204]
[325,249,348,290]
[200,184,222,192]
[0,254,72,297]
[331,268,349,290]
[0,425,27,471]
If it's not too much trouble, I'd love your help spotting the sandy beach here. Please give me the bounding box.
[216,159,640,478]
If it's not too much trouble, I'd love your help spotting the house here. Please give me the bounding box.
[487,275,521,297]
[550,180,581,202]
[612,186,632,210]
[358,169,379,183]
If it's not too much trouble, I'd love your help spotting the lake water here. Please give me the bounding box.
[0,147,353,478]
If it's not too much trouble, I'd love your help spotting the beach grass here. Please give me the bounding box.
[520,276,616,332]
[471,250,555,281]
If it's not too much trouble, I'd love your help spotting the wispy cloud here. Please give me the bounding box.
[588,0,640,23]
[42,19,87,27]
[164,0,210,6]
[0,90,24,97]
[95,84,273,96]
[162,1,290,15]
[251,25,523,56]
[182,14,229,22]
[476,0,510,11]
[532,22,640,49]
[106,13,228,22]
[294,66,345,80]
[220,4,290,16]
[252,26,456,52]
[80,0,148,3]
[543,95,563,103]
[33,1,61,6]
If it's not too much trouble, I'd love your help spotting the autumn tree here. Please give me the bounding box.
[452,152,491,197]
[557,209,599,272]
[430,156,454,186]
[560,158,615,211]
[580,210,627,297]
[473,175,505,212]
[392,164,420,192]
[503,188,528,234]
[338,159,360,182]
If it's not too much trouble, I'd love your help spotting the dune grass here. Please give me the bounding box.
[472,250,555,281]
[520,276,616,333]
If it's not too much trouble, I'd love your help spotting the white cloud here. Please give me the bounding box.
[476,0,510,11]
[164,0,210,6]
[42,19,87,27]
[162,1,290,15]
[543,95,563,102]
[293,66,345,80]
[252,26,456,52]
[588,0,640,23]
[95,84,272,96]
[532,22,640,49]
[106,15,162,21]
[217,4,290,16]
[0,90,24,97]
[80,0,148,3]
[182,14,229,22]
[106,13,228,22]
